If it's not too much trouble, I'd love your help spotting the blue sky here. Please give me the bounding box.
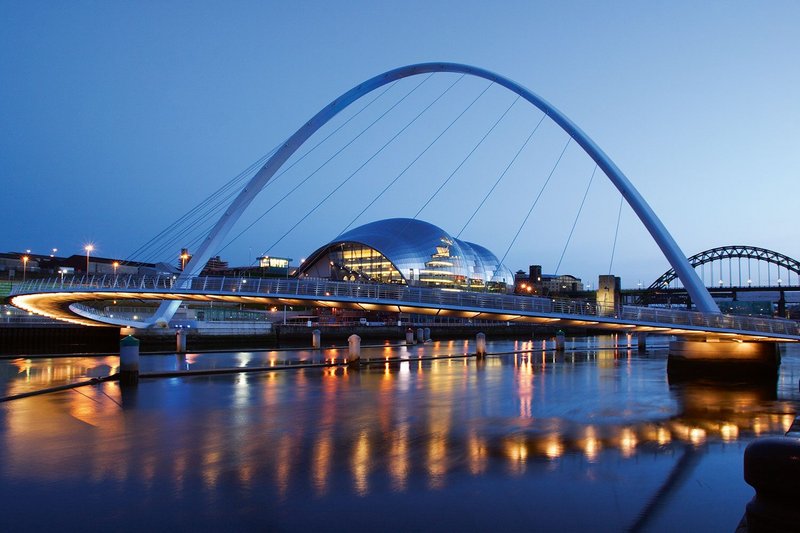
[2,1,798,287]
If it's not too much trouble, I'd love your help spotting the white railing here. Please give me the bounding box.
[11,275,800,337]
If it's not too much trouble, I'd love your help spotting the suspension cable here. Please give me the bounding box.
[126,80,399,266]
[217,74,436,259]
[555,165,597,274]
[338,77,491,237]
[608,193,624,274]
[412,94,520,220]
[456,112,546,238]
[499,137,572,266]
[123,146,278,264]
[259,74,458,257]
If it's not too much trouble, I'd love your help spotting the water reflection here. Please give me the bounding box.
[1,338,798,530]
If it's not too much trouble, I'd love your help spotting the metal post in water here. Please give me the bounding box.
[476,332,486,357]
[348,334,361,367]
[638,332,648,352]
[176,330,186,353]
[120,335,140,386]
[555,330,566,352]
[312,329,321,349]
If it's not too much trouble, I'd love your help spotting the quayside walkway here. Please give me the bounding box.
[8,275,800,343]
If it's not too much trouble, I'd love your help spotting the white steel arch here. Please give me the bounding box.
[146,62,718,327]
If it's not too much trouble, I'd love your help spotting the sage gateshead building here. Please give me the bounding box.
[295,218,515,292]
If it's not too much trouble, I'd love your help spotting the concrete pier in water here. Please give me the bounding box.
[667,339,780,381]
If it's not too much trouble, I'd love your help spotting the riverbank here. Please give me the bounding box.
[1,322,590,356]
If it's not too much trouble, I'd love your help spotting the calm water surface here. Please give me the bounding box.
[1,336,798,532]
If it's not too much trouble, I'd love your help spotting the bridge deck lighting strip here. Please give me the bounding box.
[9,277,799,341]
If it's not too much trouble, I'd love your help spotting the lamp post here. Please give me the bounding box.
[113,261,119,276]
[22,255,29,281]
[180,251,189,270]
[85,244,94,274]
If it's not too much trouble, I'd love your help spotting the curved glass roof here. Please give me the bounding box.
[297,218,514,289]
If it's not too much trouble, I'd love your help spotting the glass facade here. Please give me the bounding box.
[330,243,404,283]
[297,218,514,292]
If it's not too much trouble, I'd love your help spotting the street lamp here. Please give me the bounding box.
[180,251,189,270]
[51,248,57,258]
[21,255,29,281]
[113,261,119,276]
[84,244,94,273]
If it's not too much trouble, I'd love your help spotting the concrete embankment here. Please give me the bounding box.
[0,322,598,356]
[0,325,119,356]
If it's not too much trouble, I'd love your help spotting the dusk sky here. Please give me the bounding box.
[2,1,798,287]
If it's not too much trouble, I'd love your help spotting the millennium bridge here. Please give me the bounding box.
[10,275,800,343]
[8,62,800,351]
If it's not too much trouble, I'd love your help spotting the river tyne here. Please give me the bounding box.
[1,335,798,532]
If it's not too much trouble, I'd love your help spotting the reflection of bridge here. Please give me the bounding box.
[10,275,800,342]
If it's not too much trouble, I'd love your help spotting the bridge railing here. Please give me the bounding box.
[10,275,800,337]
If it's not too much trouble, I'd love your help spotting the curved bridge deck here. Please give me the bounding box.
[8,276,800,342]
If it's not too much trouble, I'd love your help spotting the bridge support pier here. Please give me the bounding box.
[667,339,779,381]
[637,332,648,352]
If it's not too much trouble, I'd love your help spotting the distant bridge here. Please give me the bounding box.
[651,246,800,290]
[638,246,800,312]
[9,275,800,342]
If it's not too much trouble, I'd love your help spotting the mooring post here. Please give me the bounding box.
[638,332,648,352]
[555,330,566,352]
[120,335,140,386]
[312,329,321,349]
[348,334,361,367]
[476,332,486,358]
[743,436,800,530]
[416,328,424,344]
[423,327,431,342]
[176,330,186,353]
[406,327,415,345]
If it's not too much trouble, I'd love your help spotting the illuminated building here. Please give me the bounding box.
[296,218,514,292]
[515,264,582,295]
